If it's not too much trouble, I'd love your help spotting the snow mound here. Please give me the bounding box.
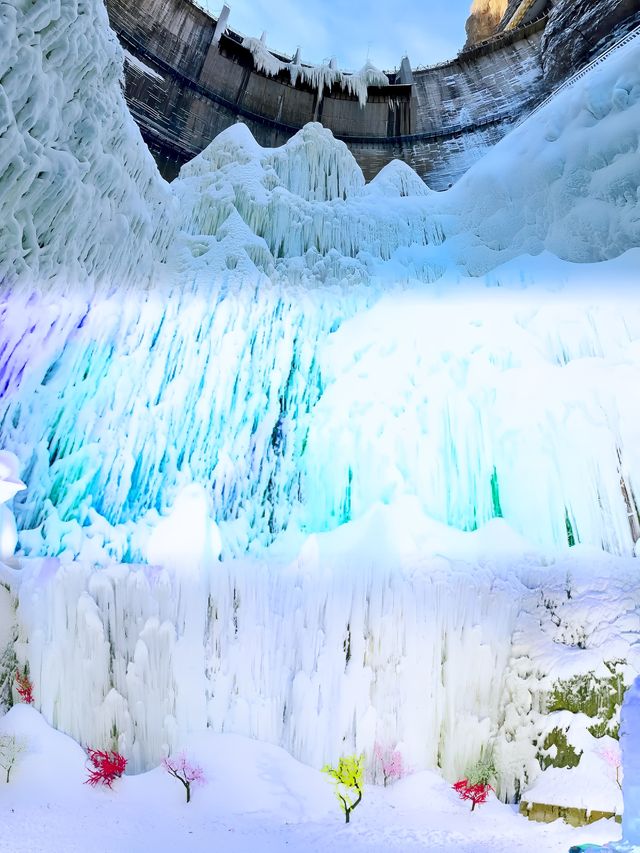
[364,160,433,198]
[449,34,640,271]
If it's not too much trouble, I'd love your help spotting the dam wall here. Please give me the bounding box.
[104,0,547,186]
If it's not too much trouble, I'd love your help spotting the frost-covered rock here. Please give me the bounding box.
[464,0,508,48]
[541,0,640,87]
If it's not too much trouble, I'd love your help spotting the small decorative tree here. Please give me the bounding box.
[14,668,33,705]
[453,753,496,812]
[0,734,26,783]
[598,744,623,789]
[373,742,405,786]
[85,748,127,788]
[322,754,364,824]
[162,754,205,803]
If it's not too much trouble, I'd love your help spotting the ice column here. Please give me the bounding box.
[621,676,640,844]
[0,452,26,562]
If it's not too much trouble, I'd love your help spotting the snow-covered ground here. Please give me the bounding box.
[0,706,621,853]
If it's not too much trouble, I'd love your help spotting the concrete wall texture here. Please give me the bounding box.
[104,0,635,187]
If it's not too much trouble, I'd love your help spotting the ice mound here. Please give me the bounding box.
[364,160,433,198]
[0,0,175,288]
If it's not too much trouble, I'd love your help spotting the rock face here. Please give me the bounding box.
[464,0,509,47]
[541,0,640,87]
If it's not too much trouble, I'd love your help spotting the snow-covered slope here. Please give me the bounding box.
[0,705,619,853]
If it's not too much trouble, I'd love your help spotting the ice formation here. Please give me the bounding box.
[0,451,25,562]
[0,0,639,827]
[621,677,640,844]
[242,34,388,107]
[0,0,174,287]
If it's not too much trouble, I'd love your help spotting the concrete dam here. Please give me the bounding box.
[105,0,640,187]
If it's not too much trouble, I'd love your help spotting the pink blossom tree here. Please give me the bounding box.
[163,754,205,803]
[373,742,405,786]
[598,743,623,789]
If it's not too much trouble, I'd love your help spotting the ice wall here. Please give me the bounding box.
[0,0,175,288]
[3,31,640,559]
[621,677,640,843]
[1,0,640,805]
[2,251,640,560]
[10,511,640,794]
[12,507,524,775]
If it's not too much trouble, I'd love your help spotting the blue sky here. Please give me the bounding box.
[203,0,473,71]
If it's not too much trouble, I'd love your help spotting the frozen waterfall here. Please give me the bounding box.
[1,0,639,815]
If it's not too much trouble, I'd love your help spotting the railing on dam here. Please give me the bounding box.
[516,20,640,128]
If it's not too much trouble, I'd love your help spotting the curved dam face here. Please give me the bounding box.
[105,0,635,186]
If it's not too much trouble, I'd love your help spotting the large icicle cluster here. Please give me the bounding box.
[242,35,388,107]
[1,253,639,559]
[0,0,175,287]
[3,509,639,798]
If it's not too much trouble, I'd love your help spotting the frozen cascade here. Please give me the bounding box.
[10,507,524,775]
[6,510,640,792]
[1,0,640,808]
[2,264,640,559]
[0,451,25,562]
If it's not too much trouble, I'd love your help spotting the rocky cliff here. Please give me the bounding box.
[541,0,639,86]
[464,0,508,47]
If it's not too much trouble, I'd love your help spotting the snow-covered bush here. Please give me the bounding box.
[322,754,364,823]
[0,734,26,783]
[85,749,127,789]
[162,754,205,803]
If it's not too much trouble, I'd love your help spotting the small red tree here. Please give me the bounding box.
[14,670,33,705]
[163,754,205,803]
[453,778,493,811]
[85,749,127,789]
[373,742,406,786]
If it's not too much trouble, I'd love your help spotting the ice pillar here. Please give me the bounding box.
[621,676,640,843]
[0,452,26,562]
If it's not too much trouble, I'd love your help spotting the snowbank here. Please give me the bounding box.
[0,706,621,853]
